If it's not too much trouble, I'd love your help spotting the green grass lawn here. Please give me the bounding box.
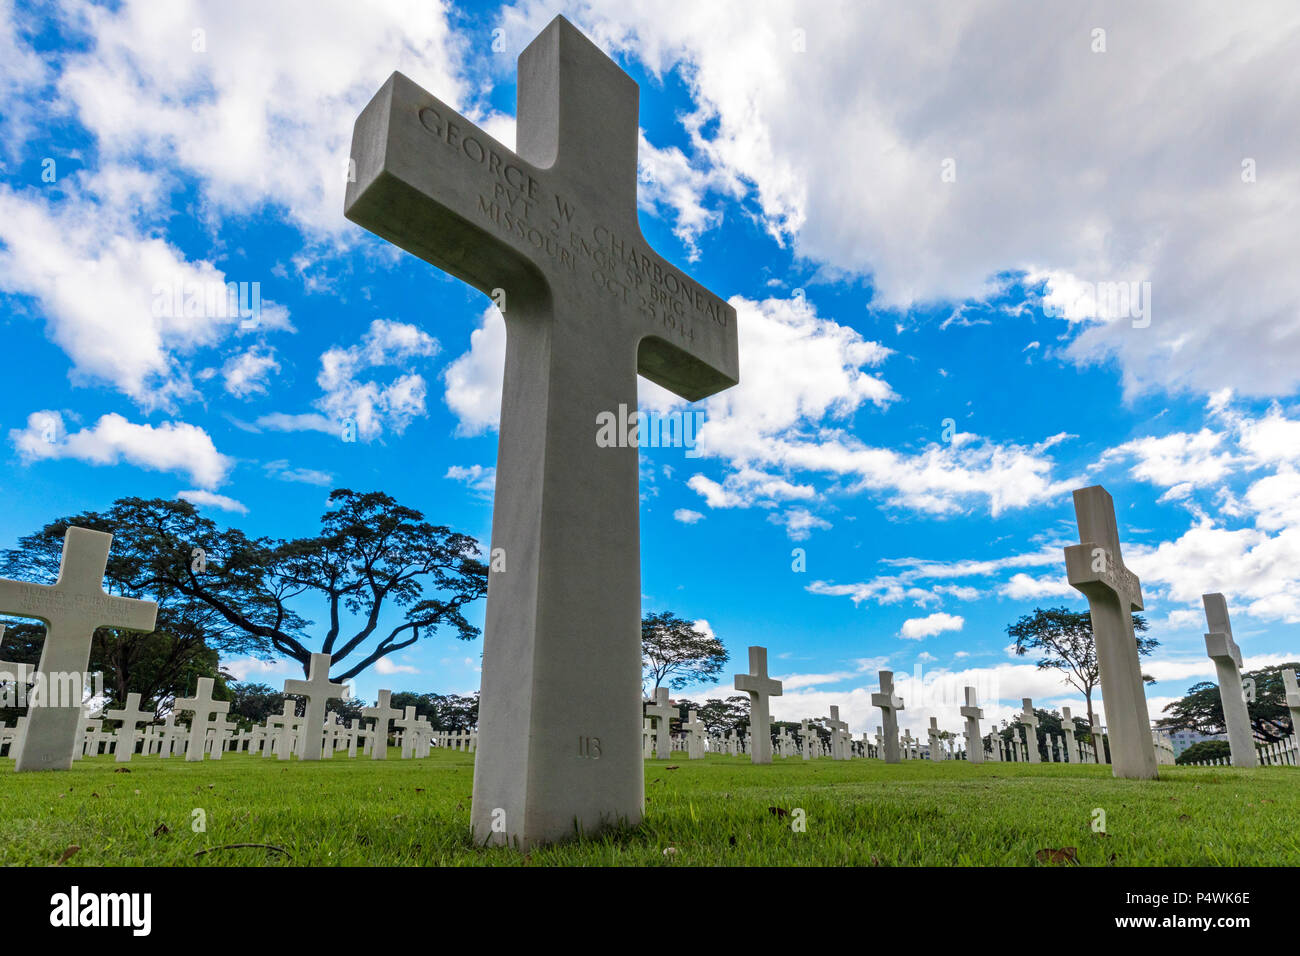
[1,752,1296,866]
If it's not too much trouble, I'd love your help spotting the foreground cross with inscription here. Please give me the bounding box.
[0,528,156,772]
[1202,593,1257,768]
[345,16,738,846]
[1064,485,1158,779]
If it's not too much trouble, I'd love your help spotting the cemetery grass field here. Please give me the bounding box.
[1,752,1296,867]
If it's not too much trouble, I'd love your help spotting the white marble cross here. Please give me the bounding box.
[683,710,705,760]
[734,646,782,764]
[394,706,420,759]
[1060,706,1080,762]
[1017,698,1041,764]
[361,689,402,760]
[283,653,349,761]
[104,693,151,764]
[928,717,944,761]
[645,688,676,760]
[826,705,849,761]
[206,714,235,760]
[1202,593,1257,768]
[797,720,815,761]
[345,15,739,849]
[959,686,984,764]
[1282,670,1300,744]
[872,670,904,763]
[1064,485,1157,779]
[0,527,157,771]
[268,701,297,761]
[175,678,229,763]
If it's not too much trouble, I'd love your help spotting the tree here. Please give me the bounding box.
[685,696,749,735]
[225,682,285,728]
[1176,740,1232,765]
[641,611,728,692]
[389,691,480,730]
[1,509,250,712]
[1156,663,1297,742]
[3,492,488,682]
[1006,606,1158,733]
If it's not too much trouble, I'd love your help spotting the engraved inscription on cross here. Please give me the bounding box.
[1064,485,1158,779]
[0,527,156,772]
[345,15,739,849]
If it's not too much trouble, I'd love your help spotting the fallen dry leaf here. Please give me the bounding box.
[1035,847,1079,865]
[55,845,80,866]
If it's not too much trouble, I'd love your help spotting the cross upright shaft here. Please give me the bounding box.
[345,16,738,847]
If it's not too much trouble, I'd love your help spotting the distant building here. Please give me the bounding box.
[1163,728,1226,757]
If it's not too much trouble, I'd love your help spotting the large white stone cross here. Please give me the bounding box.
[175,678,230,762]
[284,653,349,761]
[1017,698,1041,764]
[959,686,984,764]
[734,646,782,765]
[871,670,904,764]
[0,527,156,771]
[1202,593,1257,768]
[1064,485,1158,779]
[345,15,738,848]
[104,692,152,764]
[644,688,675,761]
[362,688,402,761]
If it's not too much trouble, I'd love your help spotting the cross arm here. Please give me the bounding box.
[1204,632,1242,668]
[1064,543,1143,610]
[345,72,549,301]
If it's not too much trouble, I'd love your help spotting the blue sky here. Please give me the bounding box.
[2,0,1299,739]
